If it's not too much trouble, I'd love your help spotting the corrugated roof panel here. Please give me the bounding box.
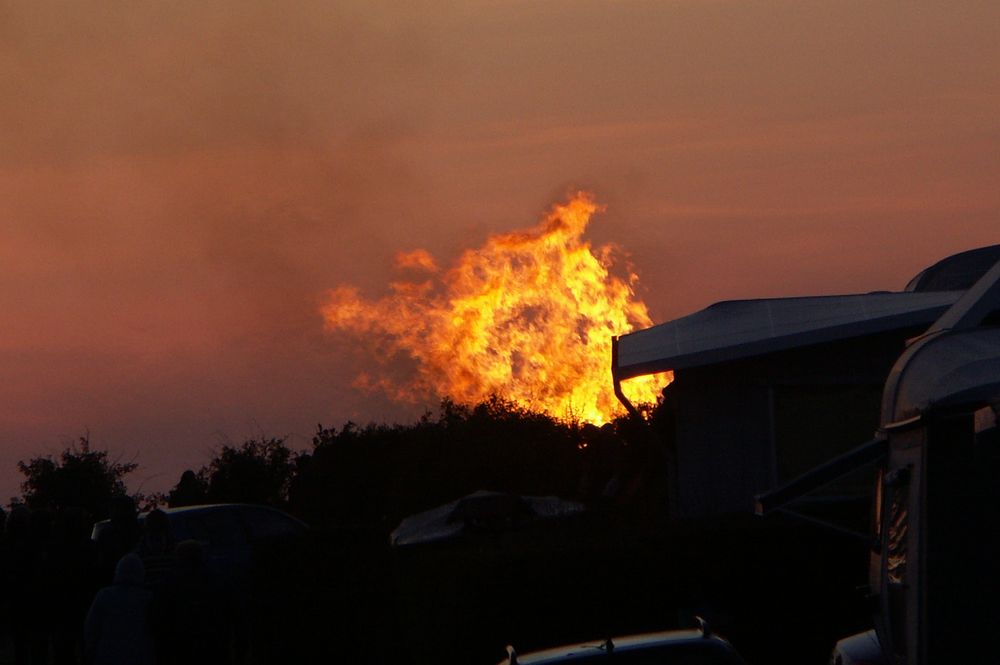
[616,291,962,379]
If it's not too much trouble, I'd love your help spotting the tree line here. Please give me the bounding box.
[10,395,669,530]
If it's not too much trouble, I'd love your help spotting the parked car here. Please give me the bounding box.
[498,623,746,665]
[390,490,585,547]
[91,503,307,577]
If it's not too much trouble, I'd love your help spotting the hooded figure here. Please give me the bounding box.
[95,497,140,587]
[135,508,176,591]
[84,553,154,665]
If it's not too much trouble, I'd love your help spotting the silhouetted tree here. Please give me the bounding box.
[200,437,296,507]
[288,396,585,529]
[16,435,137,520]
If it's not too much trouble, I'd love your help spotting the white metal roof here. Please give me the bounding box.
[882,254,1000,425]
[615,291,962,379]
[881,327,1000,426]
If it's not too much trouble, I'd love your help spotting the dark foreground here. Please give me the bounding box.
[0,509,871,665]
[253,512,868,664]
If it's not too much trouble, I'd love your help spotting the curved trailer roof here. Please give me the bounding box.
[882,253,1000,426]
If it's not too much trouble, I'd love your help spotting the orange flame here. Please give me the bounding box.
[321,192,671,423]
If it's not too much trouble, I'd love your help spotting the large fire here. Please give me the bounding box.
[321,192,671,423]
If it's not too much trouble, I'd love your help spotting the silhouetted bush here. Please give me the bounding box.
[16,435,137,520]
[286,395,647,530]
[198,437,297,508]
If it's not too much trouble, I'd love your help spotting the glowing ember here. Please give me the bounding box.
[321,192,671,423]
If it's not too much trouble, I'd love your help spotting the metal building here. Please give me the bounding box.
[612,245,1000,519]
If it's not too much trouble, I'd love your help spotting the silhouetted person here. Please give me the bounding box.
[654,383,680,519]
[157,540,232,665]
[167,471,207,508]
[4,507,47,665]
[84,553,154,665]
[95,497,140,587]
[51,507,98,665]
[598,424,632,508]
[0,505,8,657]
[135,509,175,591]
[31,509,58,663]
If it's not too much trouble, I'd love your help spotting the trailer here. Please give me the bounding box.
[758,253,1000,665]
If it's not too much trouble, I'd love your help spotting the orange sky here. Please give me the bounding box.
[2,1,998,502]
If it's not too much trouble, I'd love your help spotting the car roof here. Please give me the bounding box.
[153,503,276,516]
[512,629,734,664]
[150,503,308,527]
[91,503,307,532]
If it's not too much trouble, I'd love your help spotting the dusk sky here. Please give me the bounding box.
[2,1,998,502]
